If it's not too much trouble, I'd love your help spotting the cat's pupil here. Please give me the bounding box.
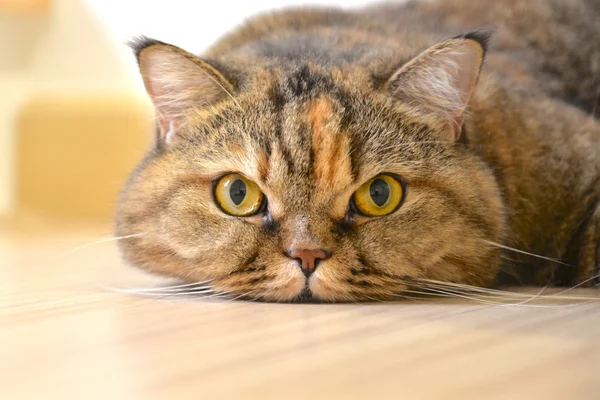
[370,179,390,207]
[230,179,247,205]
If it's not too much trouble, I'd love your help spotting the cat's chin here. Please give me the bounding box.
[260,276,336,303]
[279,275,362,303]
[290,287,322,303]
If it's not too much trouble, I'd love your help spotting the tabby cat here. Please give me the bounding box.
[116,0,600,302]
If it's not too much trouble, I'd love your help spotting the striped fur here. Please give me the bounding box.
[116,0,600,301]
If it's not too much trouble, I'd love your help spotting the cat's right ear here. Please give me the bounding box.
[131,37,235,144]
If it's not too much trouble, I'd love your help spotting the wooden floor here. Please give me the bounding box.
[2,223,600,400]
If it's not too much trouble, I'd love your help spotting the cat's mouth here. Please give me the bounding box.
[291,286,321,303]
[290,277,324,303]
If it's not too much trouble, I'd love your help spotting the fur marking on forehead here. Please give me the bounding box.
[308,97,353,193]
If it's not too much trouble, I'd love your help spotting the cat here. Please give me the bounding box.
[116,0,600,302]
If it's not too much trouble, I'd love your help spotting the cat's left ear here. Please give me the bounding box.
[131,37,235,144]
[386,31,490,141]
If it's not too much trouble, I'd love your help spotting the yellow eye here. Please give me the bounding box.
[352,174,404,217]
[214,173,264,217]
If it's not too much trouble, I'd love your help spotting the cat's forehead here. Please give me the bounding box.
[254,94,357,217]
[182,65,435,214]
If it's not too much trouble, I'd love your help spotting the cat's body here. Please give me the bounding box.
[117,0,600,301]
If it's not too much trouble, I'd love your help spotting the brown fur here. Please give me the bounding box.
[116,0,600,302]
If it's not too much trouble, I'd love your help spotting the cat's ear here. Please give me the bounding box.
[386,31,490,141]
[131,37,235,144]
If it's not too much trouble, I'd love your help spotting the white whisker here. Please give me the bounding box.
[392,293,425,302]
[104,283,214,294]
[224,291,256,302]
[550,273,600,296]
[481,240,573,267]
[128,289,217,298]
[107,279,215,292]
[175,289,218,296]
[412,287,548,307]
[416,279,600,302]
[412,283,594,307]
[188,292,233,301]
[506,284,550,306]
[60,233,145,257]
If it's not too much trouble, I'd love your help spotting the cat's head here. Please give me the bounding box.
[116,32,505,302]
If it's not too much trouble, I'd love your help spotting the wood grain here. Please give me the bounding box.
[1,224,599,399]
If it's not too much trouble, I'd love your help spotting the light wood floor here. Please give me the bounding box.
[2,223,599,400]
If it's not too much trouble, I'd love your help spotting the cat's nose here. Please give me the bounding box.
[287,247,330,278]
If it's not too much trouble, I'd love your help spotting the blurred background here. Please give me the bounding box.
[0,0,369,228]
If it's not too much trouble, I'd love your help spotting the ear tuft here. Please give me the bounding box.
[128,36,167,63]
[457,30,492,55]
[386,30,492,141]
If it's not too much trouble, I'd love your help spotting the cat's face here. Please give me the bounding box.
[116,34,505,302]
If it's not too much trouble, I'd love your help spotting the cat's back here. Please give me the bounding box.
[205,3,443,66]
[207,0,600,110]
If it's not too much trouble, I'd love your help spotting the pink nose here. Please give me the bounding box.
[288,248,329,277]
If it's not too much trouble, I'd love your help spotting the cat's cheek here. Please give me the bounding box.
[158,187,259,259]
[212,259,306,302]
[309,277,362,302]
[308,266,350,302]
[157,213,265,282]
[248,260,306,302]
[309,279,340,301]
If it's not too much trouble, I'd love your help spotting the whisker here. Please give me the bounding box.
[177,289,219,296]
[224,291,258,302]
[551,273,600,296]
[413,285,526,300]
[105,284,214,294]
[505,284,550,306]
[411,284,593,308]
[111,288,216,298]
[53,237,134,242]
[481,240,573,267]
[374,274,554,303]
[187,291,234,301]
[390,292,425,302]
[416,279,600,301]
[403,289,457,298]
[60,233,145,257]
[103,279,216,294]
[418,281,552,305]
[363,294,391,303]
[411,287,544,306]
[417,279,533,297]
